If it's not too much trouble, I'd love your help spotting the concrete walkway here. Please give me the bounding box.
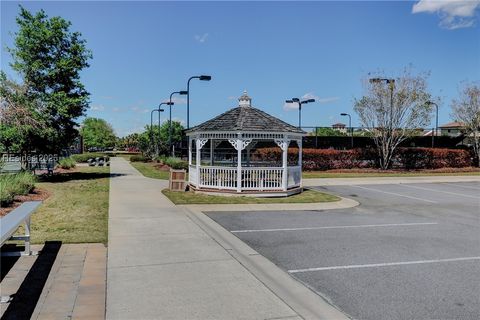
[106,158,347,320]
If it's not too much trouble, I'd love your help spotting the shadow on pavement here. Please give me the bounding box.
[1,241,62,320]
[0,244,21,282]
[39,171,116,183]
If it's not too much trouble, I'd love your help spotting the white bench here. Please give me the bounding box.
[1,201,42,257]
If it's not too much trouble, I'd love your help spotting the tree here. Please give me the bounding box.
[311,127,347,137]
[138,121,184,158]
[80,117,117,150]
[451,82,480,166]
[354,68,434,169]
[5,6,92,153]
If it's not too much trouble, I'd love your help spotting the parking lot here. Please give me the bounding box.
[206,182,480,320]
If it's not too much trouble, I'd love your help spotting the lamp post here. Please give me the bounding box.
[285,98,315,128]
[169,90,188,156]
[186,75,211,129]
[369,78,395,134]
[341,113,353,148]
[426,101,439,148]
[150,102,171,156]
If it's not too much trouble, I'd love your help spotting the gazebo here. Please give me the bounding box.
[186,91,306,196]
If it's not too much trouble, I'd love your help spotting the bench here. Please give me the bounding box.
[1,201,42,257]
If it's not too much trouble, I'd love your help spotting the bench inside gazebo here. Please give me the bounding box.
[186,91,306,197]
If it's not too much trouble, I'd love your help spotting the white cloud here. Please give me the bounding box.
[412,0,480,29]
[194,33,209,43]
[112,107,121,112]
[283,93,340,111]
[91,104,105,111]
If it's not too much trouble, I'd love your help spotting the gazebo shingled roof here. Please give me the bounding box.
[186,92,304,134]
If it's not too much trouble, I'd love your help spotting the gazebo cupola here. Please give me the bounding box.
[185,91,306,196]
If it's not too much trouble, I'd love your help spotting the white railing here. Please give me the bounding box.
[287,166,302,189]
[241,167,283,190]
[189,165,198,186]
[199,166,237,190]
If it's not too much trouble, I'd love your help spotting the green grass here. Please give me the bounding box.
[30,166,110,244]
[302,170,480,179]
[131,161,170,180]
[162,188,340,205]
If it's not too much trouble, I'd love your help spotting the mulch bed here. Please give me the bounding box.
[152,163,171,171]
[0,188,51,217]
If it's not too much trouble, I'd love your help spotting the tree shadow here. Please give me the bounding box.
[38,171,121,183]
[1,241,62,320]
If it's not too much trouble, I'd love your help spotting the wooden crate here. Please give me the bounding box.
[169,169,186,191]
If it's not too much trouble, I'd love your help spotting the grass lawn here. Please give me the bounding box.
[302,170,480,179]
[163,188,340,205]
[30,166,110,244]
[130,161,170,180]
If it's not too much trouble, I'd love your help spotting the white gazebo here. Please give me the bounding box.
[186,91,306,196]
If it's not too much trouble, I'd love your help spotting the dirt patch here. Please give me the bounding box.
[0,188,51,217]
[152,163,171,171]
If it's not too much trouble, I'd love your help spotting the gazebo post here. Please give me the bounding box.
[188,137,192,165]
[298,138,303,187]
[236,135,242,193]
[282,136,288,191]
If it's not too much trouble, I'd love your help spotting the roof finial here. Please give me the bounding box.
[238,90,251,107]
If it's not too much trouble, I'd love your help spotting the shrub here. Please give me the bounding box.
[253,148,376,170]
[58,157,76,169]
[395,148,471,169]
[0,171,36,206]
[130,155,149,162]
[164,157,188,170]
[71,153,110,163]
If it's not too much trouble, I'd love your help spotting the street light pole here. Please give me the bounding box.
[285,98,315,129]
[186,75,211,129]
[427,101,439,148]
[341,113,353,148]
[169,90,188,156]
[150,102,170,156]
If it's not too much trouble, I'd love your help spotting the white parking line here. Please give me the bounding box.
[288,256,480,273]
[400,184,479,199]
[445,183,480,191]
[230,222,438,233]
[351,185,437,203]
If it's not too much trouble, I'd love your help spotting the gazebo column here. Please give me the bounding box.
[275,137,290,191]
[195,137,208,187]
[229,137,252,193]
[298,138,303,187]
[188,137,192,165]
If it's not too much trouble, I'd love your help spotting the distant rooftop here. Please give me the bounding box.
[439,121,465,128]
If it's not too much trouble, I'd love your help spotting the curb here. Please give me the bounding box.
[182,204,352,320]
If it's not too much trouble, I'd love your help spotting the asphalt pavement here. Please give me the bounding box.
[206,182,480,320]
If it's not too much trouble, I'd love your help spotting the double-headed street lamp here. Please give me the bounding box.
[169,91,188,155]
[186,75,211,129]
[340,113,353,149]
[285,97,316,128]
[426,101,439,148]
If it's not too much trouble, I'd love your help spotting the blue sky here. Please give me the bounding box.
[1,1,479,136]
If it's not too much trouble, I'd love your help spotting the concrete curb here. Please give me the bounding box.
[179,196,359,212]
[182,205,353,320]
[303,175,480,186]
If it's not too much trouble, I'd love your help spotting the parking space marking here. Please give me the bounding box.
[230,222,438,233]
[400,184,479,199]
[351,185,437,203]
[288,256,480,273]
[446,183,480,191]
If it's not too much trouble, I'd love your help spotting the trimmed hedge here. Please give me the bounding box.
[395,148,471,169]
[130,155,149,162]
[71,153,110,163]
[253,147,472,170]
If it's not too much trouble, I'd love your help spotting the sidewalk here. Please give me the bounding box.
[106,158,347,320]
